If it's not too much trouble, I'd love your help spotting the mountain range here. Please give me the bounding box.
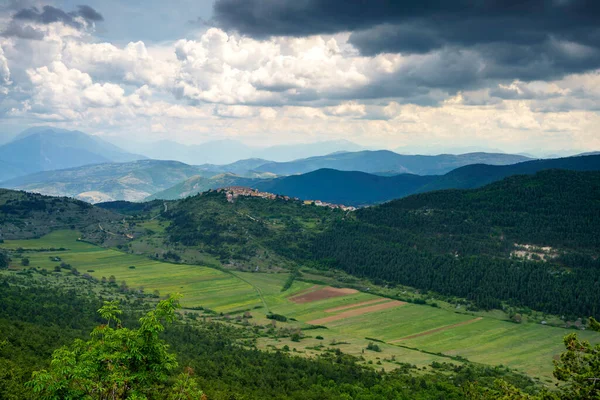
[3,126,599,206]
[254,150,531,176]
[148,154,600,206]
[118,138,365,164]
[6,150,599,205]
[0,160,201,203]
[0,127,144,182]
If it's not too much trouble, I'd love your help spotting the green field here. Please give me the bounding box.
[3,230,600,382]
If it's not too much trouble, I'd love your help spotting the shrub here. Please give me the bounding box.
[267,313,287,322]
[367,342,381,352]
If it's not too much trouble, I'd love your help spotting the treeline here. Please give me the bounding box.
[307,170,600,318]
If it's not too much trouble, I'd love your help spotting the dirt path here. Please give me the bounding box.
[230,271,270,312]
[325,298,389,313]
[289,286,358,304]
[389,317,483,343]
[308,300,406,325]
[150,202,168,221]
[98,224,117,236]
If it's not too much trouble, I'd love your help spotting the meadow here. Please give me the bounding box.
[3,230,600,382]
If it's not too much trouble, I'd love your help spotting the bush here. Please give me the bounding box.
[367,342,381,352]
[267,313,288,322]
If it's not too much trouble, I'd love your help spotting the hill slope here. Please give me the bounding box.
[310,170,600,318]
[0,189,120,239]
[146,173,258,201]
[0,127,144,181]
[255,150,531,176]
[420,154,600,192]
[0,160,202,203]
[253,169,436,206]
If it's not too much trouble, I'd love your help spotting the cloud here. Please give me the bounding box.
[75,5,104,22]
[171,29,383,105]
[0,46,10,85]
[2,3,600,154]
[62,40,177,88]
[14,5,103,27]
[324,101,366,118]
[2,4,103,39]
[212,0,600,84]
[22,61,152,120]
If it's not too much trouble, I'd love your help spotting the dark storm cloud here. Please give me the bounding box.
[13,5,104,27]
[213,0,600,45]
[213,0,600,83]
[75,5,104,22]
[0,5,104,40]
[2,4,103,39]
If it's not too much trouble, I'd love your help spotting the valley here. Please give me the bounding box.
[4,1,600,397]
[3,229,599,384]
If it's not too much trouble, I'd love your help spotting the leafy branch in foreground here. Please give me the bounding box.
[28,294,205,400]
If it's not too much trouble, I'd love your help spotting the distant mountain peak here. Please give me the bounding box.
[0,127,145,183]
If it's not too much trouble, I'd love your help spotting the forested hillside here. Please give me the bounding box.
[419,153,600,192]
[252,169,436,206]
[309,170,600,318]
[163,190,343,263]
[0,189,119,240]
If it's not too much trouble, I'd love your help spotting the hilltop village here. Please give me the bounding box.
[218,186,357,211]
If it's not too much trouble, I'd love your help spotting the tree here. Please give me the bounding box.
[21,258,30,267]
[552,318,600,399]
[28,294,204,400]
[0,251,8,269]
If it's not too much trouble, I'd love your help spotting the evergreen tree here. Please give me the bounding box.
[0,251,8,269]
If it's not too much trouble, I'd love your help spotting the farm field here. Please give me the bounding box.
[1,231,260,312]
[3,230,600,382]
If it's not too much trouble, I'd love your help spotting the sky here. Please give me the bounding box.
[0,0,599,155]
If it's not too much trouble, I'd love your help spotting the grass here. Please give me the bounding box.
[3,230,600,382]
[2,231,259,312]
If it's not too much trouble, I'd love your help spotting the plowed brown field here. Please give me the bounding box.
[289,286,358,304]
